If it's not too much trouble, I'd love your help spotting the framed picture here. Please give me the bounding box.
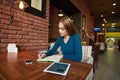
[81,15,86,38]
[81,15,86,30]
[25,0,46,18]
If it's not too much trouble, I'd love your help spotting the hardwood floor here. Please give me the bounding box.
[93,48,120,80]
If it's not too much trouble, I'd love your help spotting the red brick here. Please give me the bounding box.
[29,33,38,36]
[29,25,35,29]
[1,19,10,24]
[2,9,10,15]
[14,17,23,22]
[17,31,28,35]
[15,11,24,17]
[0,48,7,53]
[0,44,7,48]
[12,21,18,25]
[1,29,16,34]
[8,25,22,31]
[0,14,8,19]
[29,40,38,43]
[16,43,24,47]
[23,20,33,25]
[24,43,33,47]
[0,34,8,38]
[17,39,29,43]
[23,35,33,39]
[17,22,24,27]
[0,24,8,29]
[8,35,22,39]
[2,5,10,11]
[0,9,2,13]
[28,17,34,22]
[22,28,29,32]
[21,15,29,21]
[1,39,17,43]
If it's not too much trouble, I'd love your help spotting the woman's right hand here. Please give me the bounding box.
[38,53,46,59]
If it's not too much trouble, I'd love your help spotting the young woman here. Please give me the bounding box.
[38,17,82,62]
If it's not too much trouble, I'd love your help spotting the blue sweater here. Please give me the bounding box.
[46,34,82,62]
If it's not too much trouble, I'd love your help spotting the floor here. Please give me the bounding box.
[93,48,120,80]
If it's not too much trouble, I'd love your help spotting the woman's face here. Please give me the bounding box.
[58,22,68,37]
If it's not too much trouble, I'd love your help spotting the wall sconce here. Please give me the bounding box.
[58,10,63,17]
[1,0,28,24]
[18,0,28,9]
[2,0,28,10]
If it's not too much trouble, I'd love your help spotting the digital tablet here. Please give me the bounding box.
[43,62,71,76]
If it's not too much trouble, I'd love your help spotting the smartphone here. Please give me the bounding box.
[25,59,33,64]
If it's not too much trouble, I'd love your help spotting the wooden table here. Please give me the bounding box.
[0,51,92,80]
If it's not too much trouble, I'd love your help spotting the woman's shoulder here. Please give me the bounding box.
[56,36,63,41]
[57,36,63,39]
[71,33,80,38]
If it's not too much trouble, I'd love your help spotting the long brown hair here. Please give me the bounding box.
[59,17,78,35]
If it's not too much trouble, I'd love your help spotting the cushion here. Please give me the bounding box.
[82,46,92,62]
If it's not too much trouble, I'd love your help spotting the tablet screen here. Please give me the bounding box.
[43,62,71,76]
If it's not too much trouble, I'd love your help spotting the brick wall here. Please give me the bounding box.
[0,1,49,52]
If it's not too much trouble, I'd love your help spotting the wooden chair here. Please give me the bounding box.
[92,43,100,73]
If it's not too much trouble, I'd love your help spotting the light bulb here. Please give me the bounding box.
[58,10,63,16]
[19,0,24,9]
[112,3,116,6]
[58,13,63,16]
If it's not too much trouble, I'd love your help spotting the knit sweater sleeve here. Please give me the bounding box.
[46,37,62,56]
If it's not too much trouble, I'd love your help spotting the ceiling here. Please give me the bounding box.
[84,0,120,26]
[50,0,80,16]
[51,0,120,27]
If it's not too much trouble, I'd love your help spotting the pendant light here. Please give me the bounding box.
[58,10,63,16]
